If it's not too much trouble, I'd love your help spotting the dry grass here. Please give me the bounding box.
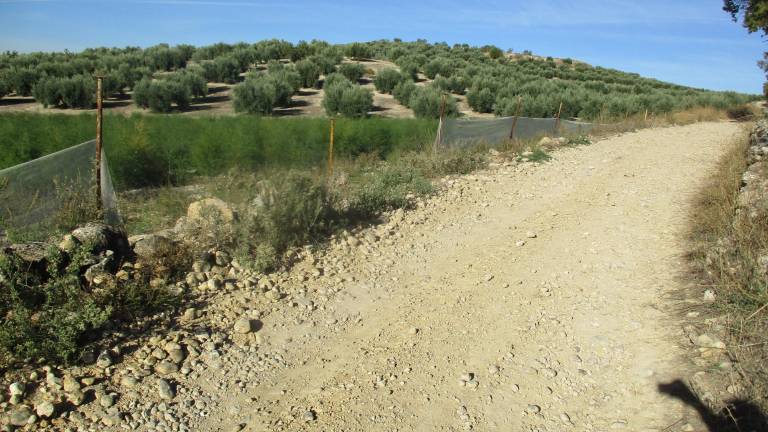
[687,123,768,409]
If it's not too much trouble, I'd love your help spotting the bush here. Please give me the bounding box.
[8,68,39,96]
[201,55,241,84]
[32,75,96,109]
[133,78,191,113]
[0,76,9,99]
[467,87,495,113]
[307,54,338,75]
[164,69,208,98]
[295,59,321,88]
[347,165,432,218]
[424,57,453,79]
[373,68,404,94]
[726,104,754,121]
[346,42,372,60]
[393,80,418,106]
[338,63,366,82]
[410,87,458,118]
[232,78,276,114]
[322,76,372,117]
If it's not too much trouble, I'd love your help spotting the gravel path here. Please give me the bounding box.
[171,121,739,432]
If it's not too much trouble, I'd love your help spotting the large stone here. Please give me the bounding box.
[2,242,58,278]
[233,317,254,334]
[187,198,236,224]
[34,401,55,418]
[130,234,180,264]
[158,379,175,400]
[71,222,130,260]
[9,406,34,426]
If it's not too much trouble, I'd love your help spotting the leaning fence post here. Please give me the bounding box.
[553,101,563,136]
[433,94,447,155]
[509,95,523,140]
[328,117,336,179]
[95,75,103,212]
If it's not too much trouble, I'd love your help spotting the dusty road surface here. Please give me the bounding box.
[171,122,741,432]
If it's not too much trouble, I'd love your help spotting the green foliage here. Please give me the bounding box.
[373,68,404,94]
[338,63,366,82]
[201,55,241,84]
[163,69,208,98]
[232,78,276,114]
[295,59,321,88]
[0,75,9,98]
[133,78,191,113]
[424,57,454,79]
[467,87,495,113]
[346,42,372,60]
[322,76,372,117]
[8,68,39,96]
[393,80,418,106]
[347,165,433,218]
[409,87,458,118]
[31,75,95,108]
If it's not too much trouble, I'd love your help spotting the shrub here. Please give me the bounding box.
[232,78,276,114]
[0,76,9,98]
[393,80,418,106]
[295,59,321,88]
[347,165,432,218]
[133,78,191,113]
[201,55,241,84]
[447,76,469,94]
[322,77,372,117]
[165,69,208,98]
[338,63,366,82]
[307,54,338,75]
[726,104,754,121]
[8,68,39,96]
[410,87,458,118]
[32,75,96,109]
[467,87,495,113]
[373,68,404,94]
[346,42,372,60]
[424,57,453,79]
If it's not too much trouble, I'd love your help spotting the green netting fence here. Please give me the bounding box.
[0,139,120,236]
[436,116,594,150]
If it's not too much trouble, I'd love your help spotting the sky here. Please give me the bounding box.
[0,0,765,94]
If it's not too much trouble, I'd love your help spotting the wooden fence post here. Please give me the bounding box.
[95,76,103,211]
[509,96,523,140]
[328,118,335,179]
[433,94,447,155]
[553,101,563,136]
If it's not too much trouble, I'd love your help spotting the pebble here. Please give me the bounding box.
[35,401,55,418]
[9,382,24,396]
[302,410,316,422]
[158,379,175,400]
[526,231,537,238]
[408,327,419,335]
[9,406,34,426]
[516,240,526,247]
[703,289,716,302]
[96,350,114,368]
[560,412,572,424]
[234,317,254,334]
[155,361,180,375]
[525,404,541,414]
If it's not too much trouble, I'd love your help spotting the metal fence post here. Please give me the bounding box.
[95,75,103,212]
[553,101,563,136]
[509,96,523,140]
[328,117,335,179]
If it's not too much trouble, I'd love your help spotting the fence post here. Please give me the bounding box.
[644,109,648,123]
[433,94,447,155]
[95,75,103,212]
[509,95,523,140]
[328,117,335,179]
[553,101,563,136]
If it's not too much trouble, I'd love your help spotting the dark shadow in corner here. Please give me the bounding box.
[659,380,768,432]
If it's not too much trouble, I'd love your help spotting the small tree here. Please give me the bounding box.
[467,87,495,113]
[410,87,458,118]
[295,59,321,88]
[338,63,366,82]
[393,80,417,106]
[133,78,191,113]
[9,68,38,96]
[322,77,372,117]
[374,68,404,94]
[346,42,372,60]
[233,78,277,114]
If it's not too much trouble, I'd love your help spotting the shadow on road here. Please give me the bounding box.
[659,379,768,432]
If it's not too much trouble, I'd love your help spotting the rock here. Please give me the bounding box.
[9,382,24,396]
[560,412,572,424]
[526,404,541,414]
[158,379,175,400]
[130,234,180,264]
[63,375,81,392]
[58,234,80,252]
[8,406,34,426]
[187,198,236,224]
[35,401,55,418]
[67,389,86,406]
[99,394,115,408]
[96,350,114,368]
[168,348,186,364]
[71,222,130,259]
[526,231,537,238]
[703,289,716,302]
[120,376,139,388]
[516,240,526,247]
[540,367,558,378]
[183,308,199,321]
[2,242,58,278]
[302,410,316,422]
[538,137,556,148]
[155,361,179,376]
[408,327,419,335]
[234,317,254,334]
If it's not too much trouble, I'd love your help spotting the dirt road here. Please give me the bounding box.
[186,122,740,432]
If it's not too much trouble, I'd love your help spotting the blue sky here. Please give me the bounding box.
[0,0,765,93]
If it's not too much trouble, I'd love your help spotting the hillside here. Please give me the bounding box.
[0,39,758,120]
